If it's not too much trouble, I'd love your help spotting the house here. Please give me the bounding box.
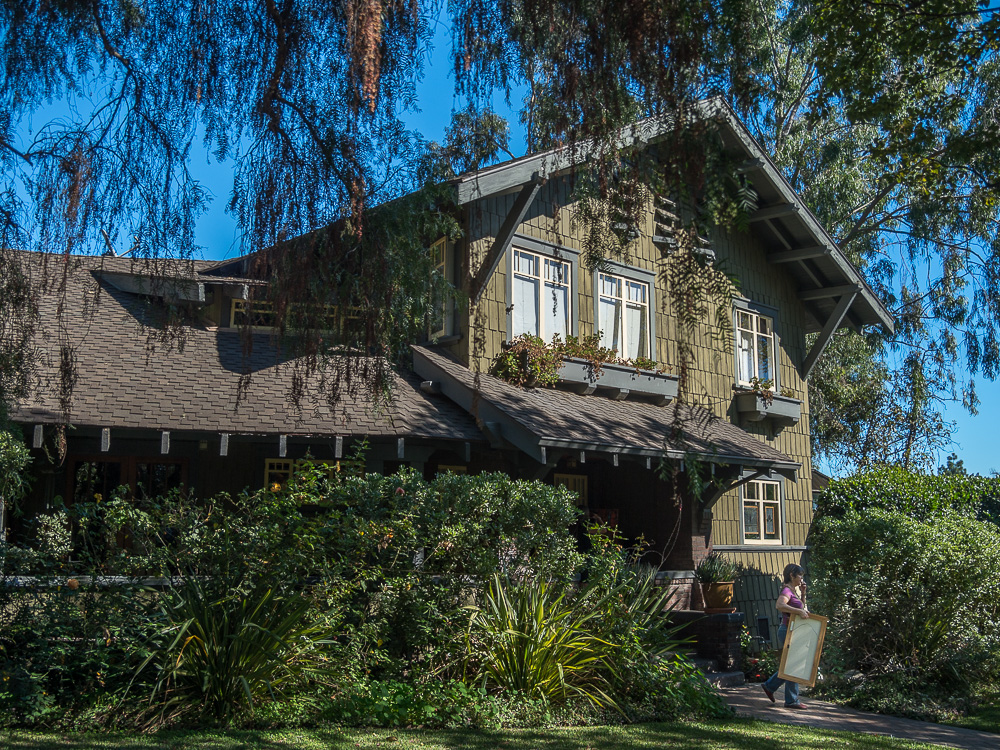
[7,99,892,639]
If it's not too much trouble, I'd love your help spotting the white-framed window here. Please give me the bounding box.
[598,272,651,359]
[743,479,781,544]
[429,237,454,337]
[735,308,775,387]
[511,248,571,340]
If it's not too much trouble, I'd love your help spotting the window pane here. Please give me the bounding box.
[600,273,620,299]
[544,258,567,285]
[745,481,758,500]
[758,316,771,335]
[625,302,647,359]
[764,504,779,539]
[737,310,753,330]
[512,275,539,336]
[543,281,568,339]
[136,462,183,501]
[764,483,777,501]
[757,333,773,381]
[626,280,646,304]
[744,503,760,539]
[514,250,538,277]
[73,461,123,503]
[599,297,621,352]
[738,329,754,382]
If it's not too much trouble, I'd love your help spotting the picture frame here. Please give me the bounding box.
[777,612,828,687]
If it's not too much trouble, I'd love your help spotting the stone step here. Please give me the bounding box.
[705,670,746,687]
[689,655,719,672]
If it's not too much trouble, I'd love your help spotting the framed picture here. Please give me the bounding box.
[777,613,828,687]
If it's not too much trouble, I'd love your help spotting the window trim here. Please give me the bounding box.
[733,298,780,390]
[505,236,579,342]
[740,475,785,546]
[592,262,656,360]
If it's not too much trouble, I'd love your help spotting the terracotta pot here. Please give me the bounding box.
[702,581,734,609]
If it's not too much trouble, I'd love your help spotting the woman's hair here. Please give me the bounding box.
[782,563,805,584]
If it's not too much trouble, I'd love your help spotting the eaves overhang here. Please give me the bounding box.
[412,345,800,480]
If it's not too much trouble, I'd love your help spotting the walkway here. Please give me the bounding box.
[719,683,1000,750]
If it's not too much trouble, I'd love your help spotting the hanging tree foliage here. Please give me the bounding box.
[0,0,761,414]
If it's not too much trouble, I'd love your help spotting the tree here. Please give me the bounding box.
[0,0,761,413]
[939,452,967,476]
[738,0,1000,469]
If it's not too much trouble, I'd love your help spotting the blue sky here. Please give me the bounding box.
[167,20,1000,478]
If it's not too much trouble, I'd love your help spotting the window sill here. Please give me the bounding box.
[712,544,808,552]
[732,391,801,426]
[558,357,678,403]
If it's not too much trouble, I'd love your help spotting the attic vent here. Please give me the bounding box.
[652,194,715,263]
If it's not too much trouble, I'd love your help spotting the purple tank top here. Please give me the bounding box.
[780,586,802,625]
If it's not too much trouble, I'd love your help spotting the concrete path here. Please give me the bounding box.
[719,683,1000,750]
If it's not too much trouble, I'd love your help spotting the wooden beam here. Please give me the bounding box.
[768,246,829,263]
[160,431,170,455]
[220,433,230,456]
[471,177,544,305]
[799,284,862,302]
[101,428,110,452]
[802,290,858,380]
[736,158,764,174]
[749,203,798,223]
[33,425,43,448]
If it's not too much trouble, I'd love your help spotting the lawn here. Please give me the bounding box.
[0,720,946,750]
[944,698,1000,735]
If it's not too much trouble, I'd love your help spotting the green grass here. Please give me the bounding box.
[943,700,1000,735]
[0,720,949,750]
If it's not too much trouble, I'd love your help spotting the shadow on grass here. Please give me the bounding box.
[1,720,945,750]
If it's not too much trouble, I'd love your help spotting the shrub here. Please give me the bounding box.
[816,466,1000,523]
[810,505,1000,714]
[135,580,334,727]
[464,573,619,708]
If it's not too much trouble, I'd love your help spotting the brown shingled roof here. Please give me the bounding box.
[10,253,484,443]
[413,345,799,474]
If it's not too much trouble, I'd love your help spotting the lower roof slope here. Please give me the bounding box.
[11,253,484,443]
[413,346,800,476]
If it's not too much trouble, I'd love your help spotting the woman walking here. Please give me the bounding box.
[761,563,809,709]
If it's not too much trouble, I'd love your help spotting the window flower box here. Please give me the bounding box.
[733,391,801,426]
[558,357,679,403]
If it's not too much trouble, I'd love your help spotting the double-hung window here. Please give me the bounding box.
[735,308,775,386]
[743,479,781,544]
[429,238,454,337]
[598,272,651,359]
[511,248,571,341]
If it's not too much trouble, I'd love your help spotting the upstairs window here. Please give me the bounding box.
[736,308,775,387]
[743,479,781,544]
[598,273,650,359]
[231,299,278,329]
[511,248,571,341]
[429,237,454,337]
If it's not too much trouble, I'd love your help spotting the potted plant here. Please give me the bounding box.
[695,552,739,611]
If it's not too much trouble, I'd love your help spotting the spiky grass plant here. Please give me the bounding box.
[136,579,333,726]
[464,574,619,708]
